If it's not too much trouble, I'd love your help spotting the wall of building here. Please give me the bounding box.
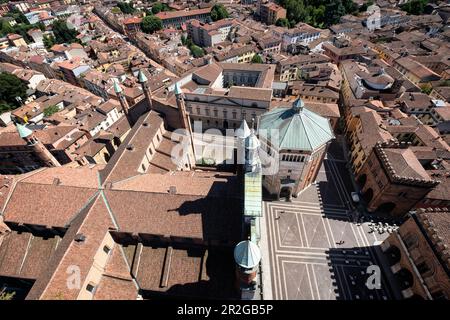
[357,150,433,217]
[381,217,450,299]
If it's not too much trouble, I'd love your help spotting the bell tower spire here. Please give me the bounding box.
[114,80,131,121]
[174,83,196,169]
[16,123,61,168]
[137,69,153,112]
[174,83,190,130]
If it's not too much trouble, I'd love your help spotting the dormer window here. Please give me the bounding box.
[86,283,96,293]
[103,245,111,255]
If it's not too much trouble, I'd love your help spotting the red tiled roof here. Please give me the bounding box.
[156,7,211,20]
[123,17,142,25]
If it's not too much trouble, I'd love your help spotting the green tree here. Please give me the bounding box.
[117,1,136,14]
[35,22,45,32]
[151,2,170,14]
[400,0,428,15]
[0,289,15,300]
[152,2,163,14]
[276,18,291,28]
[190,44,205,58]
[251,54,263,63]
[0,73,27,108]
[305,5,325,27]
[0,103,14,113]
[0,20,14,35]
[185,37,194,48]
[211,4,229,21]
[51,20,79,44]
[342,0,358,14]
[181,34,187,46]
[278,0,306,25]
[43,34,56,49]
[0,16,47,40]
[324,1,346,26]
[420,83,433,95]
[111,7,122,14]
[43,105,60,117]
[6,9,29,25]
[359,0,374,13]
[140,16,163,34]
[277,0,358,28]
[182,36,205,58]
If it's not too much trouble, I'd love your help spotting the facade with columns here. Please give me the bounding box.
[164,63,275,131]
[258,98,334,199]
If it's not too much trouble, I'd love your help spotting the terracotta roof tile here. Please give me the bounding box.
[3,183,98,228]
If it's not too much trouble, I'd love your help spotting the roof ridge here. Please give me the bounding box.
[1,167,51,215]
[297,112,313,151]
[109,173,144,187]
[64,190,101,227]
[97,171,119,230]
[31,193,101,300]
[15,180,99,191]
[302,109,335,142]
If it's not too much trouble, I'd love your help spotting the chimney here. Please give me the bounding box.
[169,186,177,194]
[74,233,86,243]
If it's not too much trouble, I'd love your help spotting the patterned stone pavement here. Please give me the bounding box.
[262,152,393,300]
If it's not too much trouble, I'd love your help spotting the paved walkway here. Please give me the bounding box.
[261,153,394,300]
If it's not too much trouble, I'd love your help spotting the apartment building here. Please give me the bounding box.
[155,7,212,28]
[157,62,274,130]
[187,19,235,48]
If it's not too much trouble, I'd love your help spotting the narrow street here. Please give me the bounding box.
[91,8,177,77]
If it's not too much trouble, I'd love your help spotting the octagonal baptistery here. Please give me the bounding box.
[258,98,335,199]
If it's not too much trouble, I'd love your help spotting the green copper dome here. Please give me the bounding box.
[234,240,261,269]
[258,98,334,151]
